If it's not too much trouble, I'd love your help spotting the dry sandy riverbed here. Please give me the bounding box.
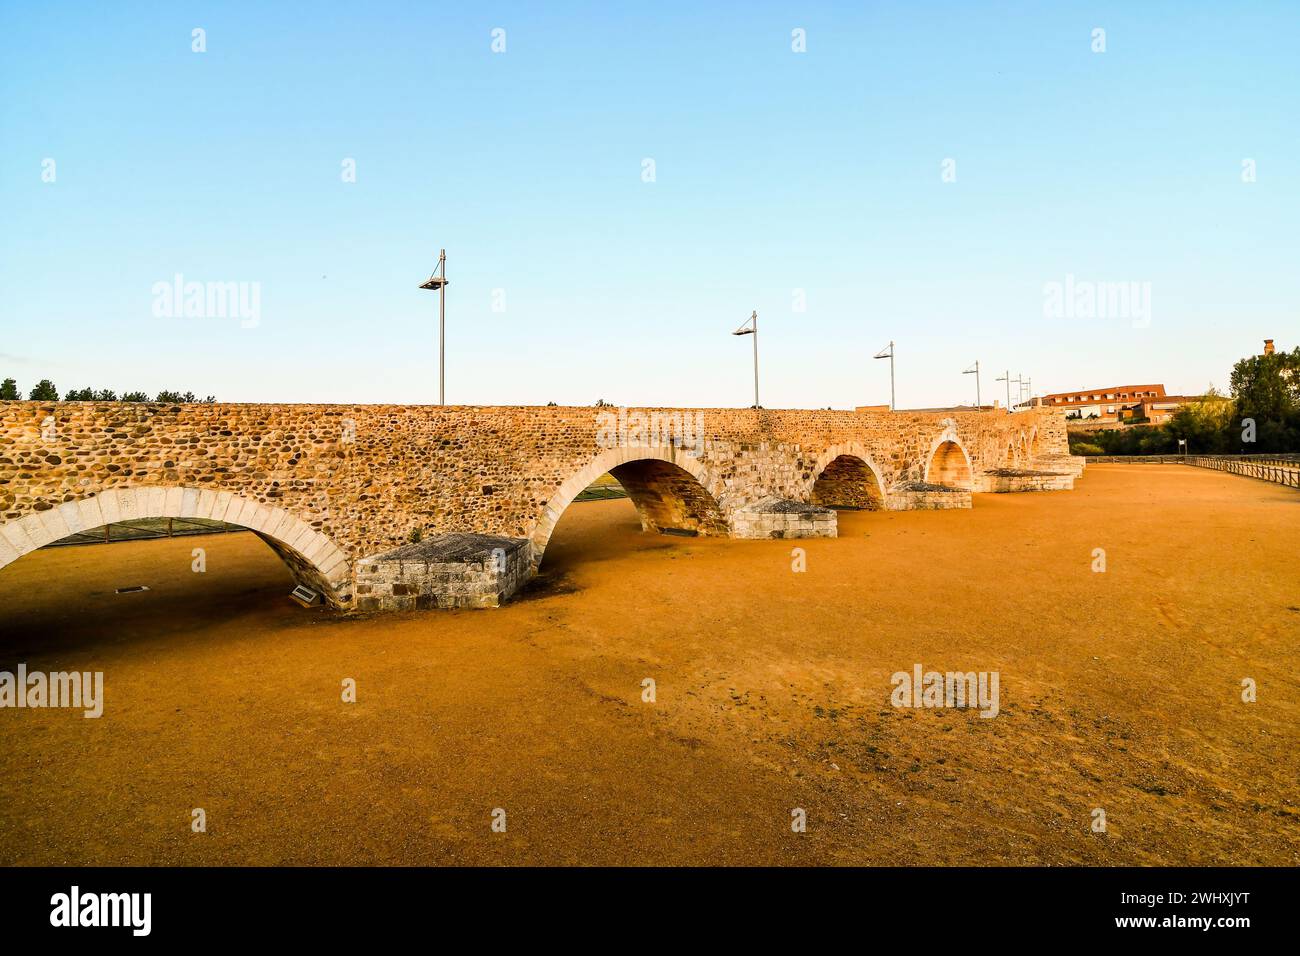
[1,463,1296,865]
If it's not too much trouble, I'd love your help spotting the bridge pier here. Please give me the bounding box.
[354,534,531,612]
[730,498,836,538]
[886,484,973,510]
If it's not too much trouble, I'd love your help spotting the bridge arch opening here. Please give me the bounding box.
[531,449,728,569]
[0,487,351,607]
[925,440,973,489]
[608,459,728,536]
[810,455,885,510]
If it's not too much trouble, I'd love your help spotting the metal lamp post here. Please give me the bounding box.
[732,311,759,408]
[995,370,1012,412]
[418,249,449,405]
[963,361,981,409]
[874,341,896,410]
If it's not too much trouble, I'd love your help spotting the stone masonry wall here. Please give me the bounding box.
[0,401,1073,606]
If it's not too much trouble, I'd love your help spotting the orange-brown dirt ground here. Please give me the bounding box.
[1,463,1296,866]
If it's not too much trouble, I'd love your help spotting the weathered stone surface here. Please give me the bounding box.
[887,480,974,510]
[0,401,1077,609]
[354,534,530,612]
[975,469,1075,493]
[732,497,837,539]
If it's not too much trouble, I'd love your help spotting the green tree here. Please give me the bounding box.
[0,378,19,400]
[155,390,214,403]
[64,387,120,401]
[1074,425,1177,456]
[27,379,59,400]
[121,391,149,402]
[1231,347,1300,416]
[1229,346,1300,452]
[1167,391,1234,454]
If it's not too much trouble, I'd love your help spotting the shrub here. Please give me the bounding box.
[27,379,58,400]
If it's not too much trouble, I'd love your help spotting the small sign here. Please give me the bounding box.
[290,585,321,607]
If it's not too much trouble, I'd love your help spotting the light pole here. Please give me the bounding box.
[418,249,449,405]
[995,370,1011,412]
[732,310,759,408]
[963,361,981,409]
[874,341,896,410]
[1011,374,1025,410]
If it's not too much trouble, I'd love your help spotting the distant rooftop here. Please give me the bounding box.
[1042,385,1166,405]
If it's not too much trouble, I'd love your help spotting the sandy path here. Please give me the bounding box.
[1,463,1296,865]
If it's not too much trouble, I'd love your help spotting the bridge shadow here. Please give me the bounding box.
[523,492,695,601]
[0,531,314,663]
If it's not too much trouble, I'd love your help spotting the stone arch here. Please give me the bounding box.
[0,486,352,607]
[530,446,727,567]
[1003,440,1016,465]
[806,443,888,510]
[924,431,974,489]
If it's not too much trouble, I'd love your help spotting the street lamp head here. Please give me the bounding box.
[419,248,448,290]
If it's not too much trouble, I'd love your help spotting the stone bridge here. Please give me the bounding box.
[0,402,1081,611]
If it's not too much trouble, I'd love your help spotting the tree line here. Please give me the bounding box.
[1069,346,1300,455]
[0,378,216,404]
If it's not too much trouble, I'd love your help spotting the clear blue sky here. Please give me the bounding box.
[2,1,1296,408]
